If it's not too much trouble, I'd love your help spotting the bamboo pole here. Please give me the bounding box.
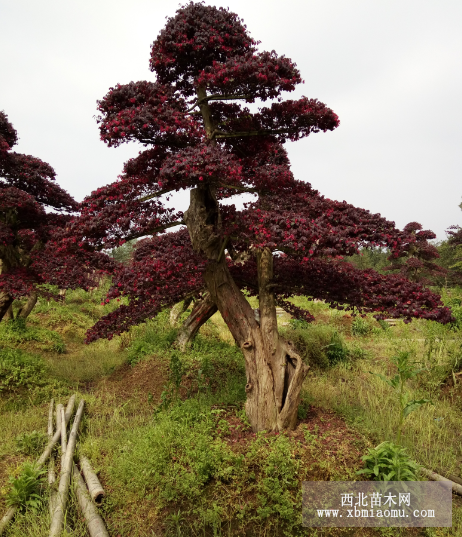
[60,406,67,467]
[55,403,63,436]
[0,396,77,536]
[48,399,54,437]
[73,466,109,537]
[48,399,57,517]
[0,508,16,535]
[36,394,76,469]
[79,456,105,504]
[49,399,85,537]
[421,467,462,496]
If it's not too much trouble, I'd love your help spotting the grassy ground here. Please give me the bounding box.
[1,287,462,536]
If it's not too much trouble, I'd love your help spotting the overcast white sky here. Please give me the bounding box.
[1,0,461,239]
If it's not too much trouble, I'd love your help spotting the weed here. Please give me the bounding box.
[0,347,46,393]
[348,343,370,361]
[352,317,371,336]
[167,509,184,537]
[15,430,47,456]
[6,463,46,512]
[377,319,391,331]
[301,425,318,445]
[371,351,432,444]
[111,398,237,505]
[287,323,347,368]
[170,352,185,394]
[288,318,309,330]
[325,332,349,366]
[0,318,66,353]
[297,397,311,420]
[256,435,300,527]
[357,441,420,481]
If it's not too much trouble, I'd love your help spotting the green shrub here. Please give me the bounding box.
[288,324,338,368]
[110,399,238,504]
[126,313,178,365]
[446,297,462,330]
[0,347,66,406]
[255,435,300,526]
[288,319,310,330]
[325,332,350,365]
[376,319,391,331]
[0,348,46,393]
[288,323,351,368]
[0,318,65,353]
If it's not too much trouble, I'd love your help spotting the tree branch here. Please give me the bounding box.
[186,94,253,113]
[219,184,258,193]
[202,94,253,103]
[120,221,185,243]
[214,129,292,139]
[137,189,176,202]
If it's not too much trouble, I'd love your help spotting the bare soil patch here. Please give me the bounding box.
[96,356,169,406]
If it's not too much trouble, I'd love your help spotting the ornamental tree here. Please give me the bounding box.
[0,111,111,320]
[383,222,447,285]
[77,2,452,432]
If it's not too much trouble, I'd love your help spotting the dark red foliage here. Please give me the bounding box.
[447,225,462,246]
[97,81,201,148]
[0,111,112,303]
[77,3,452,340]
[271,257,452,323]
[150,2,256,96]
[86,229,204,341]
[0,112,19,154]
[195,51,302,101]
[384,222,446,284]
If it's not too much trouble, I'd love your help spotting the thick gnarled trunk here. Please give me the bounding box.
[170,296,193,327]
[1,291,38,322]
[175,293,218,351]
[17,290,38,319]
[0,293,14,321]
[184,186,309,432]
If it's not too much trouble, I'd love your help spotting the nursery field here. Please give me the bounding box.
[1,285,462,536]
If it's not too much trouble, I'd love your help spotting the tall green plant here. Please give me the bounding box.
[6,463,46,512]
[371,351,432,445]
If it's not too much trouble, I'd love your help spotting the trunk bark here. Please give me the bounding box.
[175,293,218,351]
[185,87,309,431]
[17,290,38,319]
[170,296,193,327]
[2,304,14,321]
[184,186,309,432]
[0,293,13,321]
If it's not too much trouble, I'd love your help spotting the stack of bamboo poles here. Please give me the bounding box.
[0,396,109,537]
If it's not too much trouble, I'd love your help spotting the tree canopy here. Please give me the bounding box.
[73,2,452,431]
[0,111,112,319]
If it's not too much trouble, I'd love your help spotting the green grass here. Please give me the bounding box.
[1,287,462,535]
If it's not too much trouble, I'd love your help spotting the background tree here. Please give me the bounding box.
[383,222,446,285]
[0,111,111,321]
[74,2,452,432]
